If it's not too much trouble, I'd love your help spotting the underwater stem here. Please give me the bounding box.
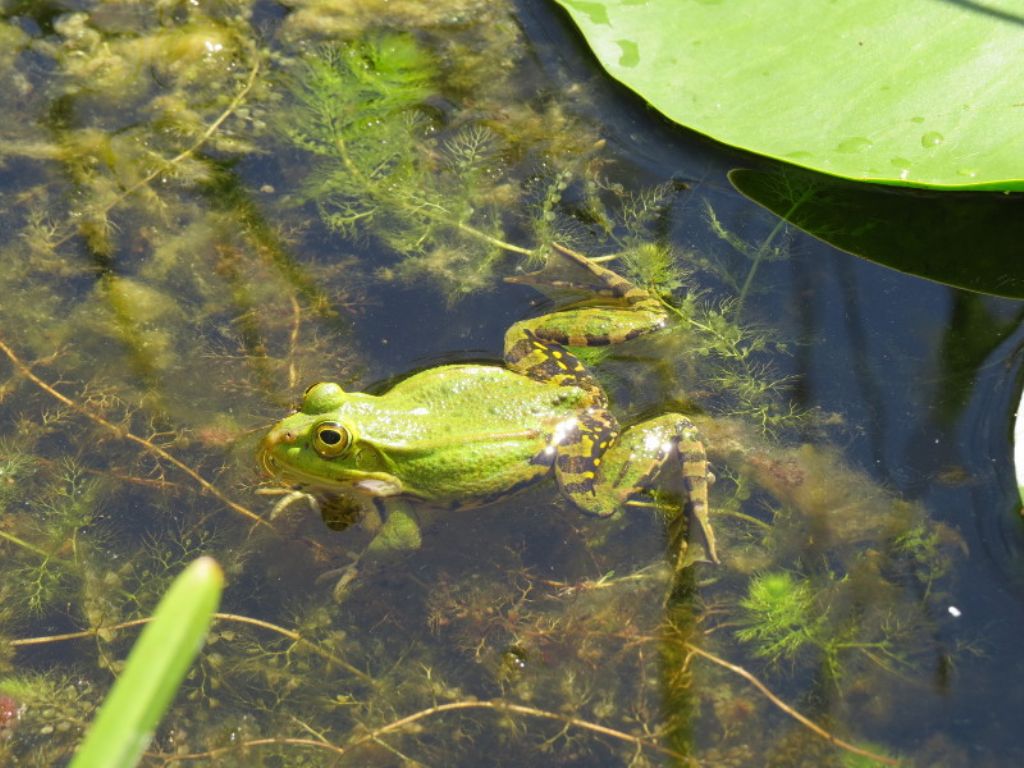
[685,643,900,766]
[712,508,772,530]
[0,529,53,559]
[734,187,811,318]
[0,339,271,529]
[212,612,372,682]
[8,612,371,683]
[448,215,536,257]
[150,698,693,765]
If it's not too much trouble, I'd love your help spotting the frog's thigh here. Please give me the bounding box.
[505,306,666,359]
[561,413,712,531]
[552,407,621,516]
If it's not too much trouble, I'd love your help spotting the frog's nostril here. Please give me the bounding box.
[260,428,297,457]
[269,428,297,445]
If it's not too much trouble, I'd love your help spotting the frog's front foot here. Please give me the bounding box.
[324,562,361,602]
[261,488,320,520]
[327,506,423,602]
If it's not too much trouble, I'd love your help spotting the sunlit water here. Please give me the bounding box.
[0,1,1022,766]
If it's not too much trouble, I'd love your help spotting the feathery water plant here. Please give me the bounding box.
[736,571,822,663]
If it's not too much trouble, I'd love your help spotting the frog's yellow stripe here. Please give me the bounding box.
[554,408,618,496]
[506,332,606,402]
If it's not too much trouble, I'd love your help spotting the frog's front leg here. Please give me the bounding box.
[324,498,425,602]
[558,413,720,568]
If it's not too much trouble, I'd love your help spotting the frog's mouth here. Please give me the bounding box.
[259,449,403,498]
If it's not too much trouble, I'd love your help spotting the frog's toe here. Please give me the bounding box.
[331,564,361,603]
[265,488,319,520]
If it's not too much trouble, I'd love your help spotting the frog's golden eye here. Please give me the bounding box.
[313,421,350,458]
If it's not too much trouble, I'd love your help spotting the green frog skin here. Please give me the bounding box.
[260,244,718,565]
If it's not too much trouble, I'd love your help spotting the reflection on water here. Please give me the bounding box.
[0,0,1022,765]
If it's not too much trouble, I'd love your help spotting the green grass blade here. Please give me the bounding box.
[70,557,224,768]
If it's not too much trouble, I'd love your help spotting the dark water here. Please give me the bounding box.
[0,1,1022,765]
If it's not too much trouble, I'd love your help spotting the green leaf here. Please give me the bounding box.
[70,557,224,768]
[553,0,1024,190]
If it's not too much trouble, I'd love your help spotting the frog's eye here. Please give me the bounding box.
[312,421,351,458]
[303,382,321,396]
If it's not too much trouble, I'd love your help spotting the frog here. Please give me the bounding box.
[260,243,719,570]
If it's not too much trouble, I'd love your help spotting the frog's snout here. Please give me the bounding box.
[259,426,298,476]
[262,425,298,449]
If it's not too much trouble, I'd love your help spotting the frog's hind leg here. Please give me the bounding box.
[504,328,608,405]
[503,244,669,393]
[561,413,719,567]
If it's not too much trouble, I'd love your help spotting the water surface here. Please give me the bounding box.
[0,1,1022,765]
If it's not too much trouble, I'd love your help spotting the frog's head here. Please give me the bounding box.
[259,382,403,498]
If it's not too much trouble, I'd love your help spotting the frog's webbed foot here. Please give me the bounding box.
[318,561,362,603]
[672,421,719,569]
[505,243,647,304]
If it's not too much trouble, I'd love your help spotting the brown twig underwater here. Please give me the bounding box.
[685,643,902,766]
[8,612,370,683]
[287,292,301,391]
[149,699,695,765]
[4,511,897,767]
[11,614,899,765]
[0,338,271,529]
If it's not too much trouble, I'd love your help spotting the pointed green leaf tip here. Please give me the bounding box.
[553,0,1024,190]
[70,557,224,768]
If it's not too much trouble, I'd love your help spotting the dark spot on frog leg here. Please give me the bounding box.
[562,478,598,497]
[533,328,572,345]
[557,454,596,474]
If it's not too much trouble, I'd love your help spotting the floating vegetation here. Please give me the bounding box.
[0,0,973,766]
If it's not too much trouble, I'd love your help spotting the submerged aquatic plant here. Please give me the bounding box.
[736,571,823,664]
[279,33,526,296]
[735,567,921,686]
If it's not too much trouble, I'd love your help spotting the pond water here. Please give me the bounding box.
[1,1,1023,766]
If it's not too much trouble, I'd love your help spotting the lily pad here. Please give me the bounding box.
[553,0,1024,190]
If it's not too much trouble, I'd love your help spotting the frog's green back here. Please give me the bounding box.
[345,364,586,502]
